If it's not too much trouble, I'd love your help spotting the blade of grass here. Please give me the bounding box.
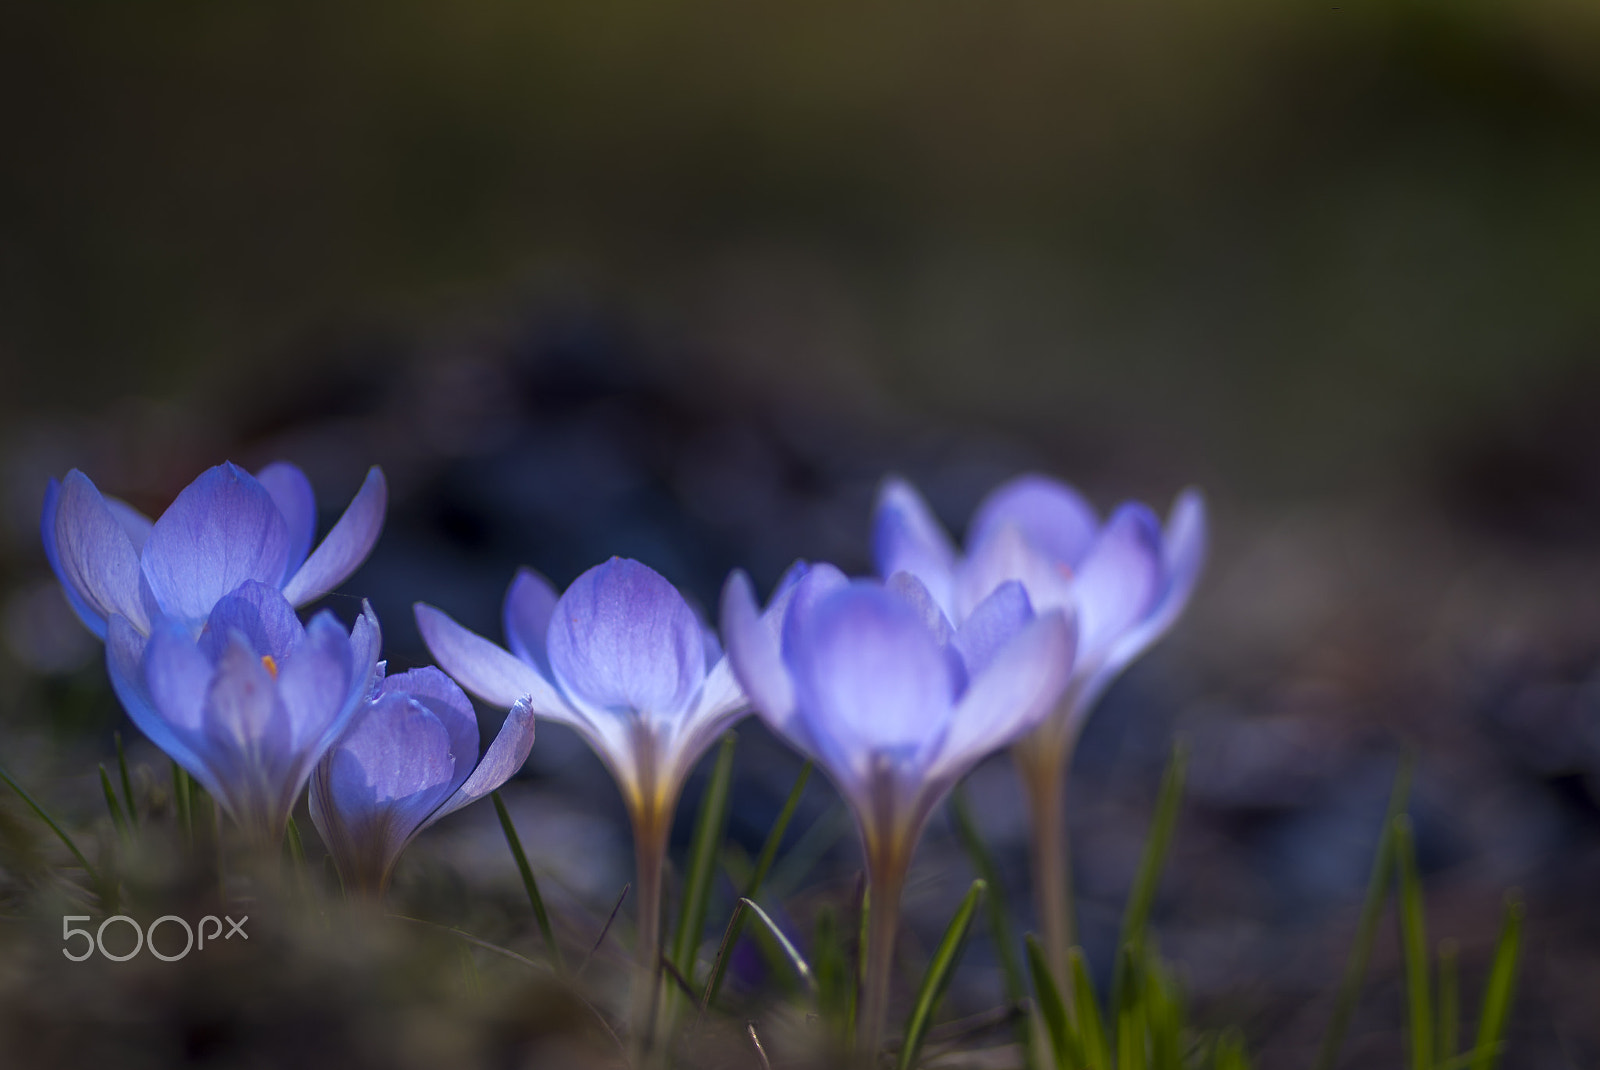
[896,879,985,1070]
[171,761,193,846]
[1394,816,1432,1070]
[1313,759,1411,1070]
[1213,1028,1252,1070]
[99,765,130,843]
[950,786,1028,1011]
[1438,939,1460,1066]
[1469,894,1523,1070]
[1111,744,1187,1018]
[1070,947,1110,1070]
[285,813,307,868]
[114,731,138,827]
[493,790,564,972]
[815,905,853,1049]
[0,763,101,886]
[670,731,738,989]
[703,760,812,1009]
[738,896,816,996]
[1026,933,1078,1070]
[1116,945,1147,1070]
[577,882,631,979]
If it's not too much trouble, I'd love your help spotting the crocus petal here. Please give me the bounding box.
[872,477,959,617]
[105,499,154,553]
[276,609,360,759]
[932,608,1076,783]
[429,695,538,825]
[721,571,797,730]
[546,558,706,725]
[381,667,480,800]
[967,474,1099,569]
[415,603,572,718]
[204,632,285,754]
[953,580,1036,678]
[503,567,559,677]
[787,583,954,779]
[281,466,387,606]
[198,580,306,664]
[141,463,291,628]
[1072,502,1164,662]
[255,462,317,582]
[49,471,150,636]
[886,570,967,693]
[107,615,222,798]
[329,691,458,832]
[955,522,1075,620]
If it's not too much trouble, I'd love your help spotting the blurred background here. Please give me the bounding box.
[3,1,1600,1066]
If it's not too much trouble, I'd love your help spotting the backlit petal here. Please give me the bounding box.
[282,466,387,606]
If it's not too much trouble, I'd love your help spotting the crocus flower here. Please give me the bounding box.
[42,461,387,639]
[415,556,769,996]
[106,579,381,845]
[721,564,1076,1056]
[310,667,537,896]
[873,474,1206,978]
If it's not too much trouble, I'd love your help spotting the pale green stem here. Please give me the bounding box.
[857,843,909,1064]
[629,814,667,1066]
[1016,728,1078,996]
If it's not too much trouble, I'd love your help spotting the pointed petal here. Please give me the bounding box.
[107,615,224,801]
[721,571,796,728]
[503,567,559,677]
[886,570,967,692]
[329,691,457,831]
[105,498,154,553]
[281,466,387,606]
[141,463,291,627]
[872,477,958,616]
[380,667,479,798]
[198,580,306,664]
[49,471,150,636]
[255,462,317,582]
[277,610,362,759]
[968,474,1099,568]
[429,696,538,824]
[415,602,574,720]
[953,580,1035,679]
[955,522,1075,620]
[1073,503,1164,661]
[204,632,285,755]
[546,558,706,724]
[787,583,955,783]
[933,609,1075,782]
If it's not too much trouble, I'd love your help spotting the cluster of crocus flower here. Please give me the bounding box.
[41,458,1204,1060]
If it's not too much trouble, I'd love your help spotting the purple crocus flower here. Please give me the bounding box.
[42,461,387,639]
[872,473,1206,980]
[310,667,537,896]
[105,580,381,845]
[416,556,777,989]
[721,564,1076,1056]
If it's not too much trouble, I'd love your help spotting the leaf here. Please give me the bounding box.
[1313,759,1411,1070]
[1469,894,1523,1070]
[1394,816,1433,1070]
[493,790,564,972]
[737,896,816,996]
[1070,947,1110,1070]
[114,731,138,827]
[1438,939,1460,1066]
[950,784,1031,1057]
[99,765,130,843]
[0,763,101,888]
[1026,933,1078,1070]
[670,731,738,986]
[896,879,985,1070]
[702,759,812,1009]
[1112,744,1187,1018]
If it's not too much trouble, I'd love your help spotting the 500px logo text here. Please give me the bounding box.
[62,914,248,962]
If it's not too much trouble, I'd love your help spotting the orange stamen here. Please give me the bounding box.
[261,655,279,678]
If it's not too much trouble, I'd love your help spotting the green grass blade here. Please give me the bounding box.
[670,731,737,985]
[738,896,816,996]
[0,763,101,886]
[703,760,812,1009]
[1116,945,1147,1070]
[114,731,138,827]
[815,905,853,1048]
[99,765,130,843]
[1313,758,1411,1070]
[1214,1028,1252,1070]
[1470,895,1523,1070]
[1143,949,1182,1070]
[1112,744,1187,1017]
[493,790,564,972]
[1026,933,1078,1069]
[171,761,194,846]
[1394,816,1432,1070]
[1070,947,1110,1070]
[896,879,985,1070]
[285,813,307,867]
[1438,939,1460,1066]
[950,786,1028,1006]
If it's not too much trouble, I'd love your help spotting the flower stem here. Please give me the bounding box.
[629,812,667,1065]
[1016,735,1076,994]
[857,849,907,1064]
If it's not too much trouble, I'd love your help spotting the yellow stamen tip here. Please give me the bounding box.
[261,654,278,678]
